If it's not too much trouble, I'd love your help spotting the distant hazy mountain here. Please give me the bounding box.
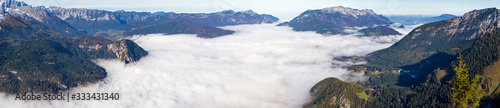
[386,14,458,25]
[279,6,394,35]
[358,26,402,36]
[0,0,85,39]
[135,10,278,27]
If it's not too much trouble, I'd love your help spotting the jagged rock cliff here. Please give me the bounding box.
[47,7,152,34]
[65,36,148,63]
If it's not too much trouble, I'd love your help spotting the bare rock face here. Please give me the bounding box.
[66,36,148,64]
[442,8,500,40]
[47,7,152,33]
[107,39,148,63]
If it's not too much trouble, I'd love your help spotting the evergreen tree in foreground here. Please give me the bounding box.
[452,54,484,107]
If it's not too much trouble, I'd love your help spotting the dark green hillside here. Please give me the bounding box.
[313,8,500,108]
[367,8,500,68]
[450,28,500,98]
[123,22,234,38]
[0,39,106,93]
[358,26,401,36]
[455,28,500,77]
[0,36,148,93]
[0,16,83,40]
[307,77,366,108]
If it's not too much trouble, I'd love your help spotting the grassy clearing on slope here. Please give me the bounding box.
[484,60,500,95]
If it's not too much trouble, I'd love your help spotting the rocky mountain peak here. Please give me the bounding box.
[321,6,376,17]
[282,6,393,35]
[445,7,500,40]
[1,0,45,21]
[462,8,499,19]
[243,10,257,15]
[2,0,28,8]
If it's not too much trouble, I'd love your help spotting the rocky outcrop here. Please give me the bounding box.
[107,39,148,63]
[279,6,393,35]
[65,36,148,63]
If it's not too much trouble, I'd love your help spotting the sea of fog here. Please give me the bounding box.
[0,23,417,108]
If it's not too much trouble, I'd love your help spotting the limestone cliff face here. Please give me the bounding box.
[107,39,148,63]
[47,7,152,32]
[67,36,148,63]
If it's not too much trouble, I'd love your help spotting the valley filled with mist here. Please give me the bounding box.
[2,0,500,108]
[0,23,415,107]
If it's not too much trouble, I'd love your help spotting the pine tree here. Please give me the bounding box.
[452,54,484,108]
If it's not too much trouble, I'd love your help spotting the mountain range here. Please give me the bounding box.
[49,7,278,38]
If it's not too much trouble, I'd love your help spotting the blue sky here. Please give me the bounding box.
[19,0,500,20]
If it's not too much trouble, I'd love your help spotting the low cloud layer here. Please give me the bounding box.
[0,24,414,108]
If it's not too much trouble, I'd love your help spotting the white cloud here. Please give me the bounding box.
[0,23,413,108]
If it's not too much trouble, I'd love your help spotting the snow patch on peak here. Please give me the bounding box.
[243,10,257,15]
[321,6,377,18]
